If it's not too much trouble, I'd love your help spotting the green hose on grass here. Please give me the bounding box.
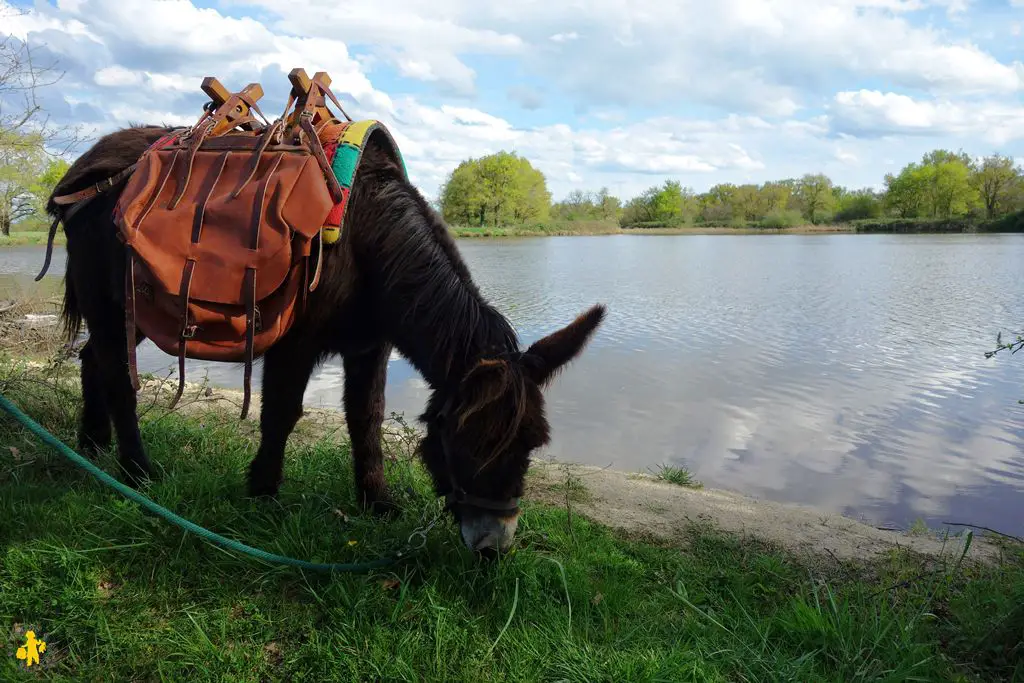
[0,392,407,573]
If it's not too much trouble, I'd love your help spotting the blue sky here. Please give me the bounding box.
[3,0,1022,202]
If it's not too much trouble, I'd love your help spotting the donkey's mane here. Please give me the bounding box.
[356,142,520,383]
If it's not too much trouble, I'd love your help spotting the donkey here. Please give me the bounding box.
[47,125,606,554]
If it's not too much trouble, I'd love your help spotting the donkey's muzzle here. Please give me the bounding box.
[459,511,519,554]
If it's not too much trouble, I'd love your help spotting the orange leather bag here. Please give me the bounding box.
[113,81,338,418]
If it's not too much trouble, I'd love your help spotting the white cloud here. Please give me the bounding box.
[835,148,859,164]
[830,89,1024,145]
[93,65,142,88]
[233,0,1022,113]
[549,32,579,43]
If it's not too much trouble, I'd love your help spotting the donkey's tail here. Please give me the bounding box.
[60,270,83,344]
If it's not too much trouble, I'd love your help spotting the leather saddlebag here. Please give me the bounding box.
[113,91,337,418]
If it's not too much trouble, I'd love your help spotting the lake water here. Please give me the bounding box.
[3,235,1024,535]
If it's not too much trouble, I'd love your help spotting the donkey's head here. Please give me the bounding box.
[420,304,606,555]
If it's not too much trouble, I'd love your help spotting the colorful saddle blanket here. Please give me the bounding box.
[319,120,408,243]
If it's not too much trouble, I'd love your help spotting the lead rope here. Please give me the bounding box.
[0,393,443,573]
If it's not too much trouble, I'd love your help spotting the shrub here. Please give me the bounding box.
[759,209,805,229]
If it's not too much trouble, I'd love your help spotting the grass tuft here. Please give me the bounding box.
[652,464,703,489]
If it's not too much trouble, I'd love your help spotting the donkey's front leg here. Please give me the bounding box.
[247,335,320,497]
[343,343,397,515]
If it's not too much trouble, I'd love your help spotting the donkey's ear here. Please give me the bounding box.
[457,358,512,425]
[524,304,606,386]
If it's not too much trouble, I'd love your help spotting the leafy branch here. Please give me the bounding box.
[985,331,1024,360]
[986,331,1024,404]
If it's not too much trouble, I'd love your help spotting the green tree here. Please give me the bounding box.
[759,181,793,214]
[555,189,593,220]
[651,180,685,222]
[733,184,764,221]
[795,173,834,223]
[619,181,695,226]
[884,165,928,218]
[0,130,47,235]
[509,156,550,222]
[698,183,738,224]
[834,188,884,221]
[927,159,977,219]
[620,186,660,225]
[972,154,1021,219]
[438,151,550,226]
[884,150,979,220]
[595,187,622,221]
[439,159,486,225]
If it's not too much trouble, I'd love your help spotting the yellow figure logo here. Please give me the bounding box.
[16,630,46,667]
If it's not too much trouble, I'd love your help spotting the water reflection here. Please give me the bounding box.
[3,234,1023,534]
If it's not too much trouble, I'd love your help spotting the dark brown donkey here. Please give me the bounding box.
[45,124,605,554]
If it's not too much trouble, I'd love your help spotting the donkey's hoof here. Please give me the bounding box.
[78,430,111,458]
[362,491,400,517]
[119,460,154,488]
[247,473,282,499]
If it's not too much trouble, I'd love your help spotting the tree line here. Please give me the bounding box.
[438,149,1024,229]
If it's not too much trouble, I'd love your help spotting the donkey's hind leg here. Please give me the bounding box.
[247,334,321,498]
[343,343,396,515]
[86,317,152,486]
[77,339,112,456]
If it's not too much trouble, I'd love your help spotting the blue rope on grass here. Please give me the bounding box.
[0,393,403,573]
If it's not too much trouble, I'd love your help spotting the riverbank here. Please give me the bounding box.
[448,213,1024,237]
[4,216,1022,249]
[1,354,1022,680]
[448,221,858,237]
[0,231,57,247]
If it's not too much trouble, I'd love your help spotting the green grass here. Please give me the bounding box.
[1,357,1023,681]
[652,464,703,489]
[0,231,63,247]
[449,220,622,238]
[448,221,859,238]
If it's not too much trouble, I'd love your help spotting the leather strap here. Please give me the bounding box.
[125,249,140,391]
[191,151,229,243]
[300,112,343,202]
[240,267,257,420]
[250,153,282,249]
[169,259,197,410]
[308,231,324,292]
[132,149,180,237]
[169,120,216,210]
[51,163,139,206]
[34,215,62,282]
[232,119,284,199]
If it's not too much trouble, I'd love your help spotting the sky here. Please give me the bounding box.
[2,0,1023,202]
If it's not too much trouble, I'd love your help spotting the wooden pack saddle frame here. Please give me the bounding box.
[39,70,367,420]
